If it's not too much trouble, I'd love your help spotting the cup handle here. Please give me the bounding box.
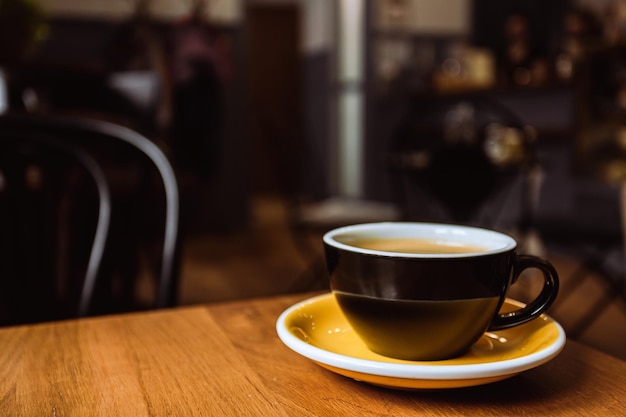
[489,254,560,331]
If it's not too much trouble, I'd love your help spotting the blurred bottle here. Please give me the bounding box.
[496,9,550,87]
[554,6,603,82]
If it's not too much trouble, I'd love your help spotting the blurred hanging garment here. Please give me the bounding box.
[103,10,170,136]
[168,14,230,178]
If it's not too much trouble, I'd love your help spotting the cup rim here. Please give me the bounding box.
[323,222,517,259]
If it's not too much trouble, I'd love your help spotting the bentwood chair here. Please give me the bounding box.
[387,95,538,237]
[0,113,180,325]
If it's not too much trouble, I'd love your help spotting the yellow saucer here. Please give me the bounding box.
[276,293,566,389]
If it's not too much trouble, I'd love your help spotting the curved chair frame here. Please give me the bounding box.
[67,117,180,308]
[387,94,538,232]
[0,114,180,313]
[0,132,112,317]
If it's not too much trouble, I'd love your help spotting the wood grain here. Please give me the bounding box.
[0,292,625,416]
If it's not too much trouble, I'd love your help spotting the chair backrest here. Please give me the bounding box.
[0,113,180,325]
[0,69,7,114]
[388,95,537,233]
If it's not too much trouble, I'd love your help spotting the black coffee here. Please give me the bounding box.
[334,292,501,361]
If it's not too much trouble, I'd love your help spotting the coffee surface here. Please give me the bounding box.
[347,238,487,254]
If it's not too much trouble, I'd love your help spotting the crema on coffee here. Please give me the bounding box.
[346,238,487,254]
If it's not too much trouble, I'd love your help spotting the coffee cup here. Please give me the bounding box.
[323,222,559,361]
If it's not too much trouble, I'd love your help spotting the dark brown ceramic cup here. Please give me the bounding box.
[323,222,559,361]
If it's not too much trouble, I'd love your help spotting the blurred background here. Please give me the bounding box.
[1,0,625,360]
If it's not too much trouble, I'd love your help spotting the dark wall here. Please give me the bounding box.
[302,51,333,199]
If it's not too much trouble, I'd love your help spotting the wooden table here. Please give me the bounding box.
[1,292,625,416]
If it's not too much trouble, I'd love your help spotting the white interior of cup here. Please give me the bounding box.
[323,222,517,258]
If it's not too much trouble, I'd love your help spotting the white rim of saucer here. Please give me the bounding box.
[276,294,566,381]
[323,222,517,259]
